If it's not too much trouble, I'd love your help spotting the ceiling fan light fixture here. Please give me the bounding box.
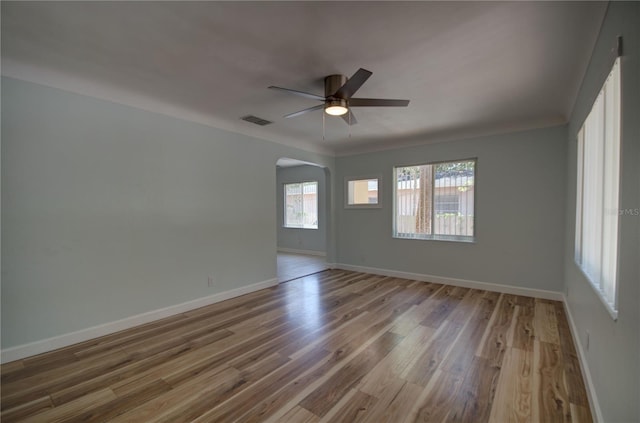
[325,99,348,116]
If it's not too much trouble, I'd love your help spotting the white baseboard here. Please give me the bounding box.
[277,248,326,257]
[335,263,564,301]
[562,297,603,423]
[1,277,278,364]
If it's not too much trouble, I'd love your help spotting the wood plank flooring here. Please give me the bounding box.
[1,270,592,422]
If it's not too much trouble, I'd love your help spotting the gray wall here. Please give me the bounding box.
[1,77,335,349]
[563,3,640,422]
[276,165,327,254]
[335,125,568,292]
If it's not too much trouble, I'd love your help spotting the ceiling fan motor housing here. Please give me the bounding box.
[325,74,348,98]
[324,74,349,115]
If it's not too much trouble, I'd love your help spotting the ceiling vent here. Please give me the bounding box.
[241,115,273,126]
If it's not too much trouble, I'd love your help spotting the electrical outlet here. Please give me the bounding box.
[208,276,214,287]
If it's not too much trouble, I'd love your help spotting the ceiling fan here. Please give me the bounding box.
[269,68,410,125]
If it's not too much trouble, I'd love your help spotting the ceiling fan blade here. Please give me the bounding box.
[334,68,372,99]
[284,104,324,118]
[340,110,358,125]
[268,86,325,101]
[349,98,410,107]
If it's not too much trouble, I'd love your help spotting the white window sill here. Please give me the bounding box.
[393,234,475,243]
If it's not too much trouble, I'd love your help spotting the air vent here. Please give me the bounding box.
[241,115,273,126]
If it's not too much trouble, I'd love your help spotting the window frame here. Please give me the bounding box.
[344,175,382,209]
[283,180,319,230]
[392,158,476,243]
[574,57,621,320]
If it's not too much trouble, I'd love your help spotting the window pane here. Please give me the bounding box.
[285,183,303,228]
[394,160,474,240]
[574,128,584,263]
[302,182,318,229]
[284,182,318,229]
[347,178,379,205]
[575,57,620,318]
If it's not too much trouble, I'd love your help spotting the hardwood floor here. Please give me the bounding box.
[1,270,592,422]
[277,252,327,283]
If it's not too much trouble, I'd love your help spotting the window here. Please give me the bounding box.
[394,159,475,241]
[346,176,380,208]
[284,181,318,229]
[575,57,621,319]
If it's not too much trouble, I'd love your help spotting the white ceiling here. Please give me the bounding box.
[1,1,606,156]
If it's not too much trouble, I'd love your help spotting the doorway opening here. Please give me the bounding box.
[276,158,330,282]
